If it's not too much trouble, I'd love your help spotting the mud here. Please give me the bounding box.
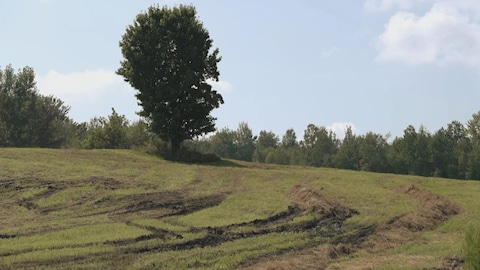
[241,184,461,270]
[121,184,368,255]
[361,184,460,252]
[1,177,461,269]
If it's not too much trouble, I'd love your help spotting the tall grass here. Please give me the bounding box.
[464,223,480,270]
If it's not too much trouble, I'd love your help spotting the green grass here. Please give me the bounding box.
[0,223,150,255]
[177,191,292,228]
[463,223,480,270]
[1,148,480,269]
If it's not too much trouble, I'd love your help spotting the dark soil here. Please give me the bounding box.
[2,177,460,270]
[241,184,461,270]
[124,185,371,255]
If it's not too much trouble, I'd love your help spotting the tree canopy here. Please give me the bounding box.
[0,65,72,148]
[117,4,224,155]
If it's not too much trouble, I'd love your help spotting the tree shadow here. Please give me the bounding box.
[159,150,245,168]
[207,159,245,168]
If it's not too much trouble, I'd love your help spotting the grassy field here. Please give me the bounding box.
[0,148,479,269]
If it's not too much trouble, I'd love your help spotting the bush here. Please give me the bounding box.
[463,223,480,269]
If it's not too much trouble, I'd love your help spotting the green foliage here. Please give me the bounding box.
[127,120,153,149]
[209,122,256,161]
[117,4,224,154]
[301,124,338,167]
[281,128,298,148]
[164,111,480,180]
[82,108,130,149]
[253,130,279,163]
[335,126,360,170]
[233,122,256,161]
[0,64,72,148]
[463,223,480,270]
[210,127,236,159]
[358,132,389,172]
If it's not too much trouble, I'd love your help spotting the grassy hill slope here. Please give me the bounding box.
[0,148,478,269]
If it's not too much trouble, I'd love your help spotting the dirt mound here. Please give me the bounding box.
[393,184,460,231]
[238,186,370,270]
[131,185,363,259]
[289,185,333,212]
[362,184,460,252]
[242,184,460,270]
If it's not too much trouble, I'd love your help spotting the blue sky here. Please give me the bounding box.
[1,0,480,139]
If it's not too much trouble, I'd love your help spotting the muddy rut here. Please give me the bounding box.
[1,177,460,269]
[241,184,460,270]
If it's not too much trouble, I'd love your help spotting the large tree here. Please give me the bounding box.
[117,5,224,155]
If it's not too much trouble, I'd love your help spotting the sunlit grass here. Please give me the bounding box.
[133,232,315,269]
[1,244,117,266]
[463,223,480,270]
[36,186,96,208]
[0,223,150,255]
[1,148,480,269]
[176,191,292,228]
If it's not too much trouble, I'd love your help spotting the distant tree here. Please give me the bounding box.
[35,95,71,148]
[467,111,480,141]
[358,132,389,172]
[447,121,471,179]
[278,128,301,165]
[0,65,38,146]
[387,136,409,175]
[301,124,338,167]
[127,120,152,148]
[466,112,480,179]
[210,127,236,159]
[253,130,279,163]
[0,64,71,148]
[387,125,433,176]
[414,126,433,176]
[335,126,360,170]
[281,128,298,148]
[257,130,279,149]
[117,5,224,156]
[430,128,452,178]
[428,121,471,179]
[234,122,256,161]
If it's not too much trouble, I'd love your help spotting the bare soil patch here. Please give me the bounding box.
[2,176,461,269]
[241,184,461,270]
[361,184,460,252]
[113,184,367,257]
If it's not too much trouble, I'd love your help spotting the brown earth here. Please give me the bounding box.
[240,184,461,270]
[2,177,461,269]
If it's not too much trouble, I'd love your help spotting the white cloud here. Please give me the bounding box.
[37,69,140,122]
[207,79,234,94]
[39,69,123,101]
[36,70,233,123]
[375,0,480,68]
[327,122,357,139]
[321,47,339,58]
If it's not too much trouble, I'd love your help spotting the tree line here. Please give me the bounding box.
[187,116,480,181]
[3,64,480,180]
[0,65,151,150]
